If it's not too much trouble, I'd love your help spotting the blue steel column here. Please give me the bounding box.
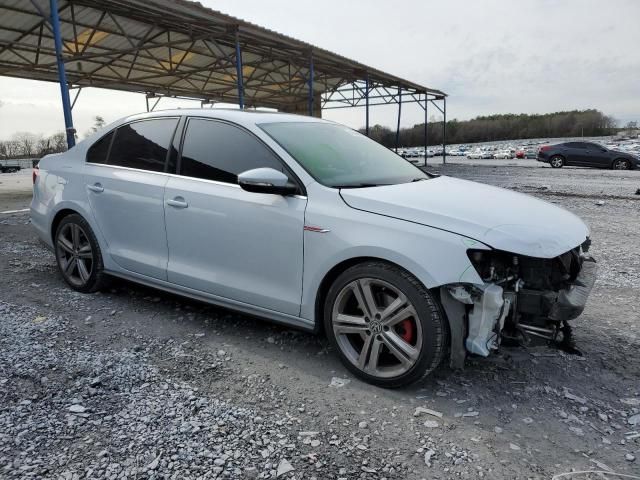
[365,74,370,136]
[235,30,244,109]
[395,87,402,151]
[442,96,447,164]
[50,0,75,148]
[308,52,314,116]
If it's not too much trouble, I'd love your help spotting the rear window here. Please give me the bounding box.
[86,131,114,164]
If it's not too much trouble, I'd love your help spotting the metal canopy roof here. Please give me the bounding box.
[0,0,446,111]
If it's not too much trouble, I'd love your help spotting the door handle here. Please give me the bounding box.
[166,197,188,209]
[87,183,104,193]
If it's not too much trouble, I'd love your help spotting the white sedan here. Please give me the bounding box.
[493,150,513,159]
[31,109,596,387]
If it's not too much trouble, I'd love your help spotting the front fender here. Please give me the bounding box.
[300,190,489,322]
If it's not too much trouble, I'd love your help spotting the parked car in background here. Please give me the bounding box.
[468,150,493,159]
[493,150,513,159]
[538,142,639,169]
[515,150,525,159]
[0,160,22,173]
[31,109,596,388]
[524,148,538,159]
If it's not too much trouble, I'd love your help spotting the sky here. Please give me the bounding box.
[0,0,638,140]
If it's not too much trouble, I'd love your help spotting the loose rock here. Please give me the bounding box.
[276,458,295,477]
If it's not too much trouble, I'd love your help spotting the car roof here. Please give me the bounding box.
[112,108,331,129]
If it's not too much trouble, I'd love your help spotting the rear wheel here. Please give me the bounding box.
[54,214,109,293]
[324,262,447,388]
[612,158,630,170]
[550,156,564,168]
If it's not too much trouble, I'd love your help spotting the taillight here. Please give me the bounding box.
[32,166,39,185]
[539,145,551,152]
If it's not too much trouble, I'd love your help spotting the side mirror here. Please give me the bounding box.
[238,167,298,195]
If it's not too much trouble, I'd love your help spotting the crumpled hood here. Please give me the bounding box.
[340,176,589,258]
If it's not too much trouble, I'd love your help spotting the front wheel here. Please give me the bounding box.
[550,156,564,168]
[324,262,447,388]
[54,214,109,293]
[612,159,630,170]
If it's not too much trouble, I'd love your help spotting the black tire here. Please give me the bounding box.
[612,158,630,170]
[54,214,110,293]
[323,261,447,388]
[549,155,564,168]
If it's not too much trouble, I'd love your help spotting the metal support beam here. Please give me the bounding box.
[308,51,314,116]
[49,0,75,148]
[424,94,428,167]
[70,87,82,110]
[365,73,370,136]
[235,30,244,109]
[442,96,447,165]
[395,87,402,151]
[144,94,163,112]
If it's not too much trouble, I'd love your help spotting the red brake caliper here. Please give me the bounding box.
[398,319,415,344]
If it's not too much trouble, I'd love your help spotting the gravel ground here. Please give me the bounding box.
[0,164,639,479]
[0,170,32,212]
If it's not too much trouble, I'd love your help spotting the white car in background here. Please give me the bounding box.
[467,150,484,159]
[468,149,494,159]
[31,109,596,388]
[493,150,513,159]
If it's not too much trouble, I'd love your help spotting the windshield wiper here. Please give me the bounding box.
[411,177,428,182]
[333,183,389,189]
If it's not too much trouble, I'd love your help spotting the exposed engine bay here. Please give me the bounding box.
[440,239,596,368]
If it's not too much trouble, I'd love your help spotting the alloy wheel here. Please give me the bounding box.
[613,159,629,170]
[331,278,423,378]
[551,157,563,168]
[56,223,94,287]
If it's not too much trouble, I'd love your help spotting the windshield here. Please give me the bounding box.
[259,122,427,188]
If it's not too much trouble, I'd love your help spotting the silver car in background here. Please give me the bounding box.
[31,110,596,387]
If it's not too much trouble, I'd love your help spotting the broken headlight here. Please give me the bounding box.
[466,249,519,284]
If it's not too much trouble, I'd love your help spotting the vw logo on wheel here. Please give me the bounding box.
[370,320,383,334]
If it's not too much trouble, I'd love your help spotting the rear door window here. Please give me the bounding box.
[179,118,289,184]
[565,142,586,149]
[108,118,179,172]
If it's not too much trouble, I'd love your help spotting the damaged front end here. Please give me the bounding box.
[441,239,596,369]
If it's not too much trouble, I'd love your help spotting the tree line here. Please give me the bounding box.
[0,116,106,159]
[0,131,68,159]
[360,109,619,148]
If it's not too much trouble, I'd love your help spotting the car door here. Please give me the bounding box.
[582,143,609,167]
[563,142,588,166]
[84,117,179,280]
[164,118,307,316]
